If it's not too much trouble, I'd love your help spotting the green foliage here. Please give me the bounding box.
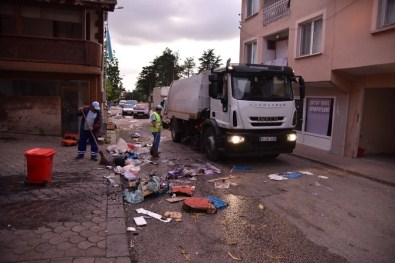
[198,49,222,73]
[105,52,125,102]
[181,57,196,77]
[135,48,182,102]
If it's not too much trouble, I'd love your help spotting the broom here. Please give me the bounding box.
[81,110,112,165]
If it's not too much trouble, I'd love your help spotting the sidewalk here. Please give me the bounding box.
[0,132,130,263]
[292,143,395,186]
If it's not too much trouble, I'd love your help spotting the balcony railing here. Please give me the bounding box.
[263,0,290,25]
[0,35,102,67]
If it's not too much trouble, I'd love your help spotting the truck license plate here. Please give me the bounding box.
[259,136,277,142]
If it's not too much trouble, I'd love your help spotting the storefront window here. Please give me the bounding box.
[305,98,334,136]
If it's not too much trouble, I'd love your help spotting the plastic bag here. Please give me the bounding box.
[123,184,144,203]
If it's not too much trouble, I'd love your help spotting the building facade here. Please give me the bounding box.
[0,0,116,136]
[240,0,395,157]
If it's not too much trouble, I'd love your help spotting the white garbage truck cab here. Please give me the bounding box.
[165,62,305,161]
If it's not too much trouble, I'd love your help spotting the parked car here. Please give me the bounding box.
[122,102,136,116]
[133,103,150,119]
[119,100,126,108]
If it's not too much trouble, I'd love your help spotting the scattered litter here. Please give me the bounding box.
[207,196,227,209]
[104,176,119,187]
[300,171,314,175]
[133,216,147,226]
[232,165,251,171]
[166,196,187,203]
[171,185,195,196]
[179,246,190,261]
[312,192,319,196]
[206,176,236,182]
[315,181,334,191]
[126,226,137,232]
[124,165,140,181]
[127,226,139,235]
[135,208,172,223]
[163,211,182,221]
[228,251,242,261]
[268,171,305,180]
[123,186,144,203]
[115,138,129,154]
[131,132,141,138]
[206,163,222,173]
[214,181,230,188]
[282,172,304,179]
[318,175,329,179]
[268,174,288,181]
[258,203,265,210]
[142,159,158,165]
[141,176,162,196]
[182,197,216,214]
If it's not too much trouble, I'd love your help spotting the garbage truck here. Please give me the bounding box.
[164,60,305,161]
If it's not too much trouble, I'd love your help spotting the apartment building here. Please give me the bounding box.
[0,0,116,136]
[240,0,395,157]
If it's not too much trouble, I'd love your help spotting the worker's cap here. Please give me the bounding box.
[155,105,163,110]
[92,101,100,110]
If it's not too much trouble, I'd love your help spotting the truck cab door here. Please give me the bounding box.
[210,74,231,127]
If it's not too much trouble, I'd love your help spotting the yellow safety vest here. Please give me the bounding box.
[150,111,162,132]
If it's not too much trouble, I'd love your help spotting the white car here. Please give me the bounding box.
[119,100,126,108]
[122,103,135,116]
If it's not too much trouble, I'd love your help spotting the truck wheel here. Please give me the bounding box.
[203,127,222,161]
[171,119,182,143]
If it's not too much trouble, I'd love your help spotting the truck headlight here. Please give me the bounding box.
[228,135,245,144]
[287,133,297,142]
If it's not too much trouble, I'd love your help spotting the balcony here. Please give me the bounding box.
[0,35,102,68]
[263,0,290,25]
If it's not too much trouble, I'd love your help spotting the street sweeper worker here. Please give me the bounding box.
[150,104,163,157]
[75,101,102,161]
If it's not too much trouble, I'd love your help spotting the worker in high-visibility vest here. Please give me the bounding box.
[150,104,163,157]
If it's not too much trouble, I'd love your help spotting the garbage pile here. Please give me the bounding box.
[102,137,229,215]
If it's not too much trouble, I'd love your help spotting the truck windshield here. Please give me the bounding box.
[232,75,293,101]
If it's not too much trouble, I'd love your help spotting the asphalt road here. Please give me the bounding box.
[110,107,395,263]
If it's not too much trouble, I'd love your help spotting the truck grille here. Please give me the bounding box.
[250,116,284,127]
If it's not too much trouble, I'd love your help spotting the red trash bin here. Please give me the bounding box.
[24,148,56,184]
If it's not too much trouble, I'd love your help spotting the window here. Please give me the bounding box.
[247,0,259,17]
[299,17,323,56]
[305,98,334,137]
[245,41,257,63]
[378,0,395,28]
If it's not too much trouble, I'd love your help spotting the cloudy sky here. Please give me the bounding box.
[108,0,242,91]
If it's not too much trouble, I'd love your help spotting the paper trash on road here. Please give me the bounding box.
[299,171,314,175]
[133,216,147,226]
[214,181,230,188]
[268,174,288,181]
[136,208,172,223]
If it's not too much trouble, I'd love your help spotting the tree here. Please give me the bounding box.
[198,49,222,73]
[105,52,124,102]
[135,48,182,103]
[181,57,196,77]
